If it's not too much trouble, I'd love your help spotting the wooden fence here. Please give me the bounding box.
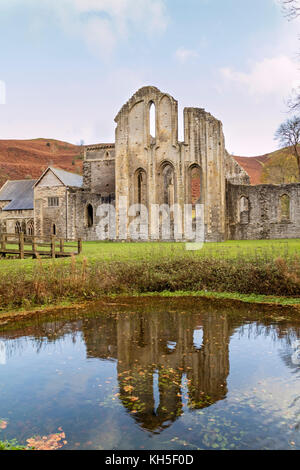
[0,233,82,259]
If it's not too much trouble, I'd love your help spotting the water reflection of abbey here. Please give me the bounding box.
[1,308,230,433]
[83,311,230,432]
[2,305,300,434]
[2,304,300,434]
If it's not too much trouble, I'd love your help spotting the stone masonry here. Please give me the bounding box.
[1,85,300,242]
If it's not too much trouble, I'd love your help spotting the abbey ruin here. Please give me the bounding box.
[1,86,300,242]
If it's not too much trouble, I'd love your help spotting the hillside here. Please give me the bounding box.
[234,146,299,185]
[233,155,268,185]
[0,138,84,187]
[0,138,298,187]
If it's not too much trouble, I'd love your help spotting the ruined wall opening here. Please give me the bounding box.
[161,163,176,206]
[239,196,250,225]
[280,194,290,222]
[134,169,147,208]
[188,165,202,221]
[149,101,156,139]
[52,224,56,236]
[158,163,176,240]
[86,204,94,228]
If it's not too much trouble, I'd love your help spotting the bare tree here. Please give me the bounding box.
[280,1,300,112]
[275,116,300,179]
[282,0,300,19]
[287,90,300,113]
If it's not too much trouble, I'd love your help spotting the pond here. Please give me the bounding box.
[0,297,300,450]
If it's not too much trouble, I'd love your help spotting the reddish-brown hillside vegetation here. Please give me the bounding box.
[233,155,268,185]
[0,138,298,188]
[0,138,83,187]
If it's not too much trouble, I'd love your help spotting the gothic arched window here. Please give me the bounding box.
[149,102,156,139]
[15,221,22,234]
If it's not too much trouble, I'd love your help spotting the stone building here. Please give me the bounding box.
[1,85,300,241]
[34,166,83,239]
[0,179,36,235]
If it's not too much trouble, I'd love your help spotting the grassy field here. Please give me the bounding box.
[1,238,300,313]
[0,238,299,274]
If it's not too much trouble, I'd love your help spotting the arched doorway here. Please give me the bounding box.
[86,204,94,228]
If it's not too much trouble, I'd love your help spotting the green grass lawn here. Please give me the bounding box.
[1,238,300,312]
[0,238,299,275]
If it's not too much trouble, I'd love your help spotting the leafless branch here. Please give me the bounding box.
[282,0,300,20]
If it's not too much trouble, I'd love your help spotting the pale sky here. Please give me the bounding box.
[0,0,299,156]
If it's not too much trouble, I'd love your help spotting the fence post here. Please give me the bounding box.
[32,236,37,257]
[0,233,5,251]
[19,232,24,259]
[78,238,82,255]
[51,236,56,259]
[60,238,64,254]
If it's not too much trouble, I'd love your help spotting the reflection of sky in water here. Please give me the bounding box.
[193,328,203,349]
[0,309,299,450]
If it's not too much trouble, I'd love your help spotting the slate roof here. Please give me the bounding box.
[35,167,83,188]
[0,179,36,211]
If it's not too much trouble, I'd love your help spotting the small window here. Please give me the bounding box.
[15,221,22,234]
[52,224,56,235]
[239,196,250,225]
[27,220,34,236]
[48,197,59,207]
[280,194,290,222]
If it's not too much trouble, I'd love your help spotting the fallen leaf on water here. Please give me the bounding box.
[0,420,7,430]
[26,432,66,451]
[130,397,139,402]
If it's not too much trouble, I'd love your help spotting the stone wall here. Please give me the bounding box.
[224,151,250,185]
[114,86,228,242]
[34,185,69,238]
[0,206,34,234]
[74,190,112,241]
[83,144,115,197]
[227,182,300,240]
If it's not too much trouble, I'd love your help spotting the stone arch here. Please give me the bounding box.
[280,194,290,222]
[86,204,94,228]
[239,196,250,225]
[134,168,147,207]
[159,161,176,206]
[27,220,34,236]
[188,164,202,224]
[188,164,202,205]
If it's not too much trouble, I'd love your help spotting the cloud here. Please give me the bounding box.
[220,55,300,97]
[175,47,199,63]
[56,0,168,58]
[1,0,168,59]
